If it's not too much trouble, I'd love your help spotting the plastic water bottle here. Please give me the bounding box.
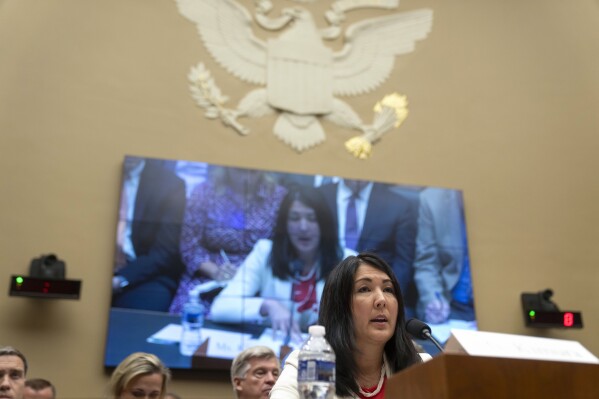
[298,325,336,399]
[179,293,204,356]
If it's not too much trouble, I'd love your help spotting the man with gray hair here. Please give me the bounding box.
[230,346,280,399]
[0,346,28,399]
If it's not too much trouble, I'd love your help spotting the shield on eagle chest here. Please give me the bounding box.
[266,32,333,115]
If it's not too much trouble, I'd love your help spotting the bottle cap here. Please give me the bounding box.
[308,325,325,336]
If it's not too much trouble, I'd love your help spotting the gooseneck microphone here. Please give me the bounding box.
[284,260,304,346]
[406,318,445,353]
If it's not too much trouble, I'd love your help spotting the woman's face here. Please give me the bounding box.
[120,372,163,399]
[351,264,398,350]
[287,200,321,261]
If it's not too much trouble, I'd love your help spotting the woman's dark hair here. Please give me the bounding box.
[318,252,421,397]
[269,186,342,280]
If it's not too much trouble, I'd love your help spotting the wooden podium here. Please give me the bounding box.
[386,353,599,398]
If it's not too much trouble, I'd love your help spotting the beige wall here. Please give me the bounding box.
[1,0,598,397]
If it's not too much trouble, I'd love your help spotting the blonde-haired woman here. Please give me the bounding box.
[110,352,170,399]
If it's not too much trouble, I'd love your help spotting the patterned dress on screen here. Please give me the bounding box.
[169,179,286,314]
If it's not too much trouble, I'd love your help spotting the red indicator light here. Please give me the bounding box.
[563,312,574,327]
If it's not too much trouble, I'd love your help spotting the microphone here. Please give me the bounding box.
[406,318,445,353]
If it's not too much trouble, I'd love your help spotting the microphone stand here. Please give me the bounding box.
[422,329,445,353]
[283,260,303,347]
[406,318,445,353]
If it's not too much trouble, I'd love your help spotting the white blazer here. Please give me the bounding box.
[210,239,355,326]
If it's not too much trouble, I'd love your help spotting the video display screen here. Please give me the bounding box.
[104,155,477,370]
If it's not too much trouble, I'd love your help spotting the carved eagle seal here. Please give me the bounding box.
[177,0,433,154]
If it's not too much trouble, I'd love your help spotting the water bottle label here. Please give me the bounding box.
[298,360,335,383]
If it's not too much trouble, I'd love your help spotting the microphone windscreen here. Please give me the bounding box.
[405,318,431,339]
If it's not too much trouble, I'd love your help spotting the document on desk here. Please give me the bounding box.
[146,324,253,358]
[245,328,309,352]
[146,324,311,359]
[147,323,181,345]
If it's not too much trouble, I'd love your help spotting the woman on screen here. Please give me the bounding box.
[210,186,355,342]
[109,352,170,399]
[169,166,287,314]
[270,253,427,399]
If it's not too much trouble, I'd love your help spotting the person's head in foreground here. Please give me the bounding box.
[319,252,421,397]
[0,346,28,399]
[109,352,170,399]
[231,346,280,399]
[23,378,55,399]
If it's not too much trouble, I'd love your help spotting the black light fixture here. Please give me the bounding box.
[521,289,583,329]
[9,254,81,300]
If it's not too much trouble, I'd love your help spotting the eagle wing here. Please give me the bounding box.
[333,9,433,96]
[176,0,267,85]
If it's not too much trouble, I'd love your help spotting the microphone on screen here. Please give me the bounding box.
[284,260,304,346]
[406,318,445,353]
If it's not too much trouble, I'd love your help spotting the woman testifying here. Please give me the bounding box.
[271,253,430,399]
[210,186,354,341]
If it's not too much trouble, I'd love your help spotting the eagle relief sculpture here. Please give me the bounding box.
[176,0,433,159]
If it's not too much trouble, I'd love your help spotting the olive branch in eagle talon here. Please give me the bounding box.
[188,63,249,135]
[345,93,409,160]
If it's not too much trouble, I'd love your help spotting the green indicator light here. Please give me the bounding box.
[529,310,536,317]
[16,276,24,284]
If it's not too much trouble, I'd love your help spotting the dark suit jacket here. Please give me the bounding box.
[320,182,419,304]
[117,159,186,293]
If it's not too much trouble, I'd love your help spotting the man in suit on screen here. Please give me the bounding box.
[413,187,475,324]
[112,157,187,311]
[319,179,419,315]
